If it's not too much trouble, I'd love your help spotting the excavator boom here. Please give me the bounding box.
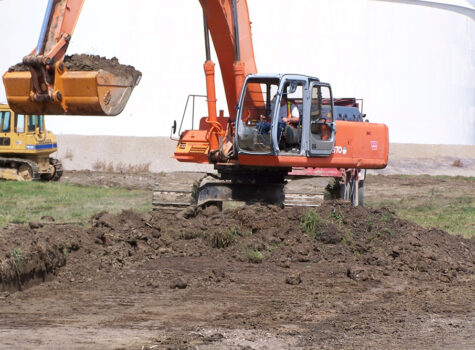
[200,0,258,117]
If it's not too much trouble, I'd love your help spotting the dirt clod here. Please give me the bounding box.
[170,278,188,289]
[28,222,43,229]
[285,273,302,285]
[347,266,373,281]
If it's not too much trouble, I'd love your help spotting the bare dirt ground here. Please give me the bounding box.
[1,171,474,350]
[59,169,159,190]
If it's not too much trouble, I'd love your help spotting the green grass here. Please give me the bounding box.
[245,247,264,263]
[367,196,474,239]
[328,207,344,227]
[299,209,324,238]
[210,227,238,248]
[11,248,23,268]
[396,196,474,238]
[0,181,152,227]
[366,176,474,239]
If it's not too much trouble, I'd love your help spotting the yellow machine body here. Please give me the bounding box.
[0,104,62,181]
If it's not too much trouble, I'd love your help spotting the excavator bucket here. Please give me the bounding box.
[3,68,141,116]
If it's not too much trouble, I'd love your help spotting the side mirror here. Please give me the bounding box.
[171,120,177,134]
[288,81,298,94]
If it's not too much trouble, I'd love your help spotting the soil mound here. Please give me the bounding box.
[162,202,473,282]
[0,223,87,292]
[1,201,473,293]
[8,54,141,82]
[1,202,474,349]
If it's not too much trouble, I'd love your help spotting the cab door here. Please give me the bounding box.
[0,110,12,149]
[235,77,280,155]
[13,113,26,152]
[306,82,336,157]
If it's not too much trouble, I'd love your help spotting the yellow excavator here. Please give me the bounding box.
[0,104,62,181]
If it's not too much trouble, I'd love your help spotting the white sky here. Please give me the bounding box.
[0,0,474,145]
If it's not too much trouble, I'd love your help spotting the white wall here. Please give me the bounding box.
[1,0,474,145]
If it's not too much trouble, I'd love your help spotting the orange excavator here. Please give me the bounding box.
[2,0,388,208]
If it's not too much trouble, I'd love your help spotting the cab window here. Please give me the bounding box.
[0,111,11,132]
[285,82,304,118]
[237,78,279,153]
[15,114,25,133]
[28,115,36,132]
[310,85,333,140]
[38,115,44,130]
[28,115,45,132]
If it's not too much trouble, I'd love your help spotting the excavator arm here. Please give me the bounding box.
[27,0,84,72]
[200,0,258,117]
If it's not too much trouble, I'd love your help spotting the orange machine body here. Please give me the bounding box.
[175,70,388,172]
[237,121,388,169]
[175,119,388,169]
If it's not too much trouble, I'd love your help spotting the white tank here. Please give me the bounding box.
[0,0,473,145]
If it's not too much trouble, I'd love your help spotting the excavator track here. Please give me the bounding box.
[152,172,334,212]
[283,176,332,207]
[0,157,41,181]
[50,158,63,181]
[152,173,206,212]
[195,176,285,209]
[283,191,325,207]
[40,158,64,181]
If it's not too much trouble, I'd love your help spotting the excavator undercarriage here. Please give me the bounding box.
[152,166,340,212]
[0,156,62,182]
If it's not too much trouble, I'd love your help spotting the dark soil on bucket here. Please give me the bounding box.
[8,54,141,82]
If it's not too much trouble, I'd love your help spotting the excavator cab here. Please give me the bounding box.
[235,74,336,158]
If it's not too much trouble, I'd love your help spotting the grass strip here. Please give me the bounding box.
[0,181,151,227]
